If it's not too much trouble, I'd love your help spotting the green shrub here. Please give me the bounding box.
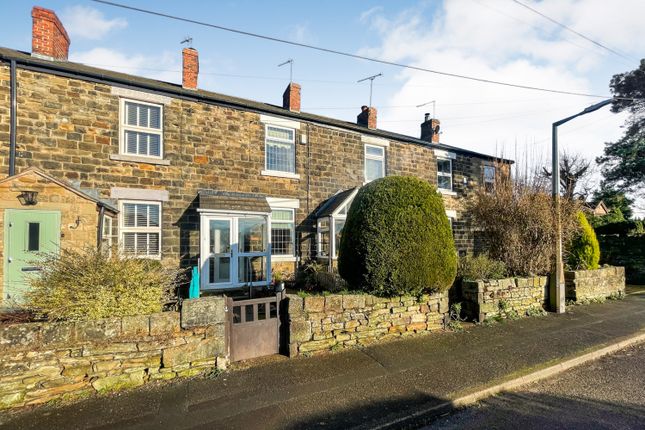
[338,176,457,297]
[25,247,181,321]
[457,254,507,280]
[594,219,645,237]
[567,212,600,270]
[295,260,348,294]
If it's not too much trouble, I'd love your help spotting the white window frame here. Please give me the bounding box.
[118,200,162,259]
[484,165,496,191]
[270,208,296,260]
[263,124,297,177]
[317,189,358,259]
[101,215,117,254]
[119,98,164,160]
[364,144,385,183]
[199,212,271,290]
[316,217,331,259]
[437,158,453,192]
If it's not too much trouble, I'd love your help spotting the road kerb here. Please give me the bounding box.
[372,330,645,429]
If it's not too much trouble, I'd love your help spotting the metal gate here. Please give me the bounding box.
[226,292,283,362]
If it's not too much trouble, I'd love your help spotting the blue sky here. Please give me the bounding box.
[1,0,644,212]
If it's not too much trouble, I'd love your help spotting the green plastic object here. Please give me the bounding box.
[189,266,200,299]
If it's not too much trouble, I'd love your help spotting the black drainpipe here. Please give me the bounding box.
[9,59,17,176]
[96,205,105,249]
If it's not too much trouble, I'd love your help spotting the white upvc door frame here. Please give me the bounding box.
[199,212,272,291]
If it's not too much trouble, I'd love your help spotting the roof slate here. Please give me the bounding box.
[316,188,357,217]
[198,190,271,214]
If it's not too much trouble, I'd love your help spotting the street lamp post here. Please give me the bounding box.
[550,98,613,314]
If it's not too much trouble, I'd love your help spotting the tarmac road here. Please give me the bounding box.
[428,342,645,429]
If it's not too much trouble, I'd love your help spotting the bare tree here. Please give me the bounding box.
[542,151,595,200]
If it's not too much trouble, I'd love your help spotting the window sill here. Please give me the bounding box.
[110,154,170,165]
[271,255,297,262]
[261,170,300,180]
[439,189,457,196]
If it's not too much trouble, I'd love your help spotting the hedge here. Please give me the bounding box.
[338,176,457,297]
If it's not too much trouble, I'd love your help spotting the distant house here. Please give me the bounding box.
[584,200,610,217]
[0,7,512,304]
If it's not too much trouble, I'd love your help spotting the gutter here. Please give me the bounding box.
[0,51,512,164]
[9,59,16,176]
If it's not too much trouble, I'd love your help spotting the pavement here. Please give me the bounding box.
[1,289,644,430]
[428,342,645,429]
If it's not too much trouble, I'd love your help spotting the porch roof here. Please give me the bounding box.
[198,190,271,214]
[316,188,357,217]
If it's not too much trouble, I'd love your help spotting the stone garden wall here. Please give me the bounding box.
[287,292,449,356]
[565,266,625,302]
[461,276,548,322]
[599,236,645,284]
[0,297,226,410]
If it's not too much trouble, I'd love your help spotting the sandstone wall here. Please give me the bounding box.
[565,266,625,302]
[0,297,226,410]
[461,276,548,322]
[0,171,101,302]
[0,64,500,275]
[287,292,449,356]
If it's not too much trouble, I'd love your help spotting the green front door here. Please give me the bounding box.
[4,210,61,305]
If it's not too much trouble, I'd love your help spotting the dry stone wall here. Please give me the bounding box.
[0,297,226,410]
[287,292,449,356]
[461,276,548,322]
[565,266,625,302]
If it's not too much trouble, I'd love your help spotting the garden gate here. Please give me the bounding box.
[226,292,283,362]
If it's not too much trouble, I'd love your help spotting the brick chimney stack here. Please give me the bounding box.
[282,82,301,112]
[357,105,377,129]
[182,48,199,90]
[420,113,441,144]
[32,6,70,61]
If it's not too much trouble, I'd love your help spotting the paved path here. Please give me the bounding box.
[429,342,645,429]
[1,293,644,430]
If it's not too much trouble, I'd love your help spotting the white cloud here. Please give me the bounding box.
[358,0,644,213]
[289,23,314,44]
[70,48,181,84]
[61,5,127,40]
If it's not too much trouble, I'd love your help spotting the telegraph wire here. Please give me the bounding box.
[510,0,637,62]
[90,0,614,99]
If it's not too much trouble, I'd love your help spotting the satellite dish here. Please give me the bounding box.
[434,124,441,134]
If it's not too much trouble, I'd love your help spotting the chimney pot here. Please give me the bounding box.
[357,106,377,129]
[282,82,301,112]
[424,112,430,122]
[182,47,199,89]
[32,6,70,60]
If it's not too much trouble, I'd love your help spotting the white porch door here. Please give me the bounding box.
[200,214,271,290]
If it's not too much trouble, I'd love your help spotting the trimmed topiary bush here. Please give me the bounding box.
[567,212,600,270]
[338,176,457,297]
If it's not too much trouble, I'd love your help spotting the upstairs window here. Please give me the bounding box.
[120,201,161,258]
[484,166,496,192]
[364,144,385,182]
[437,158,453,191]
[265,125,295,174]
[121,99,163,158]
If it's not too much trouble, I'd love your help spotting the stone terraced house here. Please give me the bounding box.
[0,6,511,304]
